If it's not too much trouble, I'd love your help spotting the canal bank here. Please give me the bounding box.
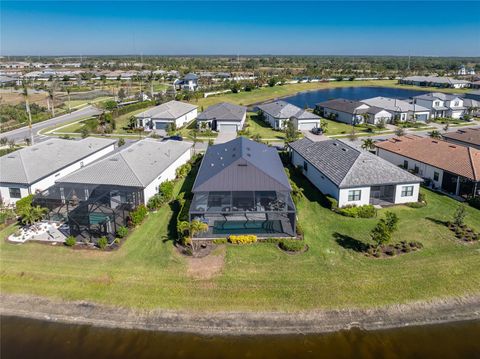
[1,293,479,335]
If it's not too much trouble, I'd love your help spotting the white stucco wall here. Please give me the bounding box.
[394,183,420,204]
[338,187,371,207]
[142,148,192,204]
[175,109,197,127]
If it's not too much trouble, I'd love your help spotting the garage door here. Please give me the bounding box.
[298,122,318,131]
[154,122,169,130]
[416,114,429,122]
[218,124,238,133]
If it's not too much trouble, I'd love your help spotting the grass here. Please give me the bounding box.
[1,167,479,312]
[244,113,286,140]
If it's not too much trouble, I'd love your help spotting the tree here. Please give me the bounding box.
[284,118,299,144]
[22,83,34,145]
[428,130,442,139]
[319,119,328,133]
[66,88,72,113]
[118,88,126,101]
[370,211,399,248]
[18,204,48,225]
[443,122,450,132]
[394,127,406,137]
[348,127,357,141]
[118,138,125,147]
[453,204,466,227]
[361,138,375,151]
[80,127,89,138]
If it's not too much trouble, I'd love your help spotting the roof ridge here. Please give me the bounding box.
[337,144,362,187]
[240,150,291,191]
[17,148,30,183]
[468,147,479,181]
[119,145,152,187]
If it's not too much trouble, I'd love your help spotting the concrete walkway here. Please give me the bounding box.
[214,132,236,144]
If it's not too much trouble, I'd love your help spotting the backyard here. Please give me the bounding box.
[1,166,479,311]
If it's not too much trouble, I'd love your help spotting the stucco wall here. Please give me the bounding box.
[338,187,371,207]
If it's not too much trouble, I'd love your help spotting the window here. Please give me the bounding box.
[348,190,361,201]
[454,101,459,106]
[434,101,440,107]
[403,160,408,169]
[9,188,21,199]
[414,165,419,174]
[303,161,308,172]
[433,172,439,182]
[401,186,414,197]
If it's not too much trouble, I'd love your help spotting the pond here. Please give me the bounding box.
[1,316,479,359]
[282,86,429,108]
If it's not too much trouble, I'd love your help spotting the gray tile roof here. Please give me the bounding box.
[289,138,421,188]
[402,76,469,85]
[258,100,320,120]
[193,137,291,192]
[135,100,197,120]
[197,102,246,122]
[316,98,368,114]
[362,97,429,113]
[0,137,116,185]
[57,139,193,188]
[413,92,462,102]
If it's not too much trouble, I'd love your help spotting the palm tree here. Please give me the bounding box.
[429,130,442,139]
[66,88,71,113]
[48,88,55,117]
[19,205,47,225]
[361,138,375,151]
[22,83,34,145]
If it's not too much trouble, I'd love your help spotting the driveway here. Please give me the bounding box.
[214,132,236,144]
[302,130,329,142]
[1,105,103,144]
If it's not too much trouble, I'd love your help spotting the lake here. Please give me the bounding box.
[282,86,429,108]
[1,316,479,359]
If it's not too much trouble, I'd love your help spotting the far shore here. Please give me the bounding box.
[1,293,479,335]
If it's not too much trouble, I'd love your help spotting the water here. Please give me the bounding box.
[1,316,479,359]
[282,86,429,108]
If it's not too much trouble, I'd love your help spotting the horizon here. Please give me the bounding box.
[1,1,479,57]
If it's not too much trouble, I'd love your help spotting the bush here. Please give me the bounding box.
[15,194,34,215]
[279,239,305,252]
[296,222,304,236]
[228,235,257,244]
[130,204,148,227]
[406,201,427,208]
[212,238,227,244]
[337,205,376,218]
[175,162,192,179]
[116,226,128,238]
[159,180,175,203]
[326,196,338,209]
[65,236,76,246]
[468,196,480,210]
[147,193,165,210]
[97,236,108,250]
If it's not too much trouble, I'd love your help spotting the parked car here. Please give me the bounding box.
[311,127,323,135]
[168,135,183,141]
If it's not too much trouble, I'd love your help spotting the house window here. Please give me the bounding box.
[414,165,419,174]
[454,101,459,106]
[434,101,440,107]
[433,172,439,182]
[348,190,361,201]
[9,188,21,198]
[403,160,408,169]
[303,161,308,172]
[401,186,414,197]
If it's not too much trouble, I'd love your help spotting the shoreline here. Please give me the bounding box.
[1,294,479,335]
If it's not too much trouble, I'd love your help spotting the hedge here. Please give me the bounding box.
[279,239,305,252]
[337,204,377,218]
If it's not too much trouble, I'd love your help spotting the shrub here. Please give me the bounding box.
[65,236,76,246]
[296,222,304,236]
[279,239,305,252]
[130,204,148,227]
[159,180,175,203]
[326,196,338,209]
[97,236,108,250]
[406,201,427,208]
[228,235,257,244]
[118,138,125,147]
[468,196,480,210]
[212,238,227,244]
[147,193,165,210]
[116,226,128,238]
[15,194,34,215]
[453,204,466,227]
[337,205,376,218]
[175,162,192,179]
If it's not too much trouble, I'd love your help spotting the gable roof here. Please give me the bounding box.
[57,139,193,188]
[442,128,480,147]
[197,102,246,122]
[258,100,320,120]
[0,137,116,185]
[289,138,421,188]
[316,98,369,114]
[375,135,480,181]
[192,137,291,192]
[413,92,462,102]
[361,97,429,113]
[402,76,469,85]
[135,100,197,120]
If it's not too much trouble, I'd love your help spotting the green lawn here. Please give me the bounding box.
[245,113,286,140]
[1,167,479,312]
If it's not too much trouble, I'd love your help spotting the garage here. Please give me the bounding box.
[415,113,429,122]
[218,123,238,133]
[154,121,169,130]
[297,121,319,131]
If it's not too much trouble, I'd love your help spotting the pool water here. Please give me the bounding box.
[212,220,283,234]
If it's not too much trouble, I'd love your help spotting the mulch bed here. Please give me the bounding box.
[277,243,309,255]
[365,241,423,258]
[175,242,217,258]
[446,222,479,243]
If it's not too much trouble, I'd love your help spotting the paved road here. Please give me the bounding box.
[1,105,102,143]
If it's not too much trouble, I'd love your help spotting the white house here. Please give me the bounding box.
[376,135,480,199]
[315,98,392,125]
[196,102,247,133]
[135,100,198,131]
[399,76,470,89]
[257,100,321,131]
[458,65,476,76]
[0,137,116,205]
[289,138,422,208]
[413,92,466,119]
[174,73,199,91]
[361,97,430,122]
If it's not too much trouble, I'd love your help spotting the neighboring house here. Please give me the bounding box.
[413,92,466,119]
[399,76,470,89]
[0,138,116,205]
[35,139,193,240]
[376,135,480,199]
[361,97,430,122]
[189,137,296,238]
[315,98,392,125]
[458,65,476,76]
[289,138,421,207]
[463,98,480,116]
[257,100,321,130]
[442,128,480,150]
[196,102,247,133]
[174,73,199,91]
[135,100,198,131]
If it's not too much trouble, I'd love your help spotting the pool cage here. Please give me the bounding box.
[34,184,144,242]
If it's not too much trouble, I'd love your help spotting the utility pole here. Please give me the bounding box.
[23,82,34,145]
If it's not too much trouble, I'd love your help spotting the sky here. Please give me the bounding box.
[1,1,479,56]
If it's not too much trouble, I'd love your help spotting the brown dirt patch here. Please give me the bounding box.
[186,245,226,280]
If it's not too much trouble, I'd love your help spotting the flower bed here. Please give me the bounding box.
[446,222,479,242]
[366,241,423,258]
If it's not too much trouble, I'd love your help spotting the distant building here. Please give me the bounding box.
[196,102,247,133]
[361,97,430,122]
[413,93,466,119]
[315,98,392,125]
[458,65,475,76]
[174,73,199,91]
[399,76,470,89]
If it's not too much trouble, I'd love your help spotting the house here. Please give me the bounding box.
[289,138,422,207]
[315,98,392,125]
[361,97,430,122]
[376,135,480,199]
[174,73,199,91]
[196,102,247,133]
[189,137,296,238]
[0,138,116,206]
[399,76,470,89]
[462,98,480,116]
[35,139,193,240]
[458,65,476,76]
[257,100,321,130]
[413,93,466,119]
[442,128,480,150]
[135,100,198,131]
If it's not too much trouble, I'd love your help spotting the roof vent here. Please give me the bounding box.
[342,148,347,152]
[210,163,214,167]
[333,143,338,146]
